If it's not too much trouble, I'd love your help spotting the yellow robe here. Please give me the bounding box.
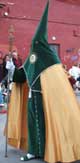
[6,64,80,163]
[41,64,80,163]
[6,82,28,150]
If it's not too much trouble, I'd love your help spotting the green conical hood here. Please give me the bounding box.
[23,0,60,87]
[32,0,49,41]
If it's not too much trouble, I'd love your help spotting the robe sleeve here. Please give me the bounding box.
[13,67,26,83]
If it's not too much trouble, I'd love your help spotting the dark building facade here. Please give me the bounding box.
[0,0,80,68]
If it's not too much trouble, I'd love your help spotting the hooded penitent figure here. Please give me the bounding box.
[6,1,80,163]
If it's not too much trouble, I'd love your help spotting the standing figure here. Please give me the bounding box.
[0,83,4,106]
[6,1,80,163]
[0,57,3,82]
[12,50,22,68]
[2,55,9,89]
[68,63,80,80]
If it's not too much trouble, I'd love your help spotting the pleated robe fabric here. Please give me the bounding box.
[6,82,28,150]
[40,64,80,163]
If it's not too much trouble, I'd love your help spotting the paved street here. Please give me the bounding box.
[0,90,80,163]
[0,115,45,163]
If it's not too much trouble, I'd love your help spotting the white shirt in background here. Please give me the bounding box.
[68,66,80,80]
[6,58,15,82]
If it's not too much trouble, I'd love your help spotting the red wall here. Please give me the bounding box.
[0,0,80,68]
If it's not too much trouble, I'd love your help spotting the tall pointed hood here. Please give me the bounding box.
[23,0,60,87]
[32,0,48,42]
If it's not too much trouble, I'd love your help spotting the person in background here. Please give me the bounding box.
[5,55,15,91]
[68,63,80,80]
[75,73,80,90]
[12,50,22,68]
[2,54,15,92]
[2,55,9,89]
[0,83,4,106]
[62,64,76,89]
[0,57,3,82]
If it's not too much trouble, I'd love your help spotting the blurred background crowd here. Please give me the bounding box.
[0,50,22,108]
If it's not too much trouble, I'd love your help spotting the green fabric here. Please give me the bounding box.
[24,39,60,87]
[13,68,26,83]
[13,0,60,157]
[13,1,60,86]
[32,0,48,41]
[13,68,45,157]
[23,0,60,87]
[27,78,45,157]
